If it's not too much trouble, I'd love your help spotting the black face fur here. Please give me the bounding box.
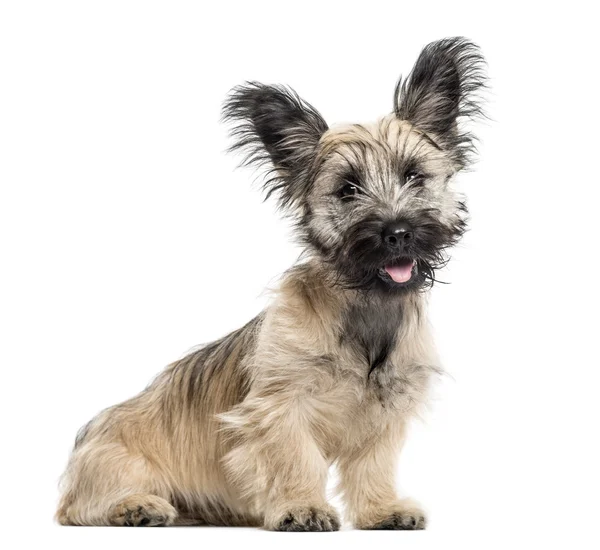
[223,37,486,293]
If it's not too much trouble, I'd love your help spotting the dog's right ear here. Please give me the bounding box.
[223,82,328,211]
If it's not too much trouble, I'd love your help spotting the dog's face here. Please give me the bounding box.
[304,117,466,291]
[224,38,485,292]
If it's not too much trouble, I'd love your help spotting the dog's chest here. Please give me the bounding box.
[339,298,433,411]
[340,300,402,377]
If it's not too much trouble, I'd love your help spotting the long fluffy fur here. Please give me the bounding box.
[57,37,486,531]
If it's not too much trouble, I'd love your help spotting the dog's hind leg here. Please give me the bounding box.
[57,441,178,526]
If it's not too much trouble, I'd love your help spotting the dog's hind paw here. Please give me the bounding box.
[109,494,177,526]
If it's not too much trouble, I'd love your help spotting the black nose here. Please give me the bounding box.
[383,222,414,249]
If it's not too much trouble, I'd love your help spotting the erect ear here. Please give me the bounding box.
[394,37,486,169]
[222,82,328,210]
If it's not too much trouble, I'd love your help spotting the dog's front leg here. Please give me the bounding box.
[224,396,340,531]
[338,422,426,530]
[261,408,340,531]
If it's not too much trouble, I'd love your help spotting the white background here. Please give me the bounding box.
[1,1,598,549]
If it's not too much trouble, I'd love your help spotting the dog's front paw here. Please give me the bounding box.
[268,503,340,532]
[368,510,426,530]
[358,500,426,530]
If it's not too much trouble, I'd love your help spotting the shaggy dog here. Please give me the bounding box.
[57,37,486,531]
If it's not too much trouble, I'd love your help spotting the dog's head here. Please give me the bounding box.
[223,37,486,292]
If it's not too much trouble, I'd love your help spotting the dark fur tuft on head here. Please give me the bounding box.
[394,37,487,169]
[222,82,328,211]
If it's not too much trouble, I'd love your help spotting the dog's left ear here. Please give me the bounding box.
[394,37,487,169]
[223,82,328,210]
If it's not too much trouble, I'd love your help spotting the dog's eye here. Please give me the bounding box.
[405,170,425,184]
[338,182,361,200]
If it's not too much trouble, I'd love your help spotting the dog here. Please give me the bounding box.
[57,37,486,531]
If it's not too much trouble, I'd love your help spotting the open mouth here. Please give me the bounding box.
[378,257,417,284]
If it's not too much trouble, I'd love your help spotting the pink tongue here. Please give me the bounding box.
[385,261,414,283]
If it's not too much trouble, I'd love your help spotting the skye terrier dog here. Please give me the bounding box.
[57,37,486,531]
